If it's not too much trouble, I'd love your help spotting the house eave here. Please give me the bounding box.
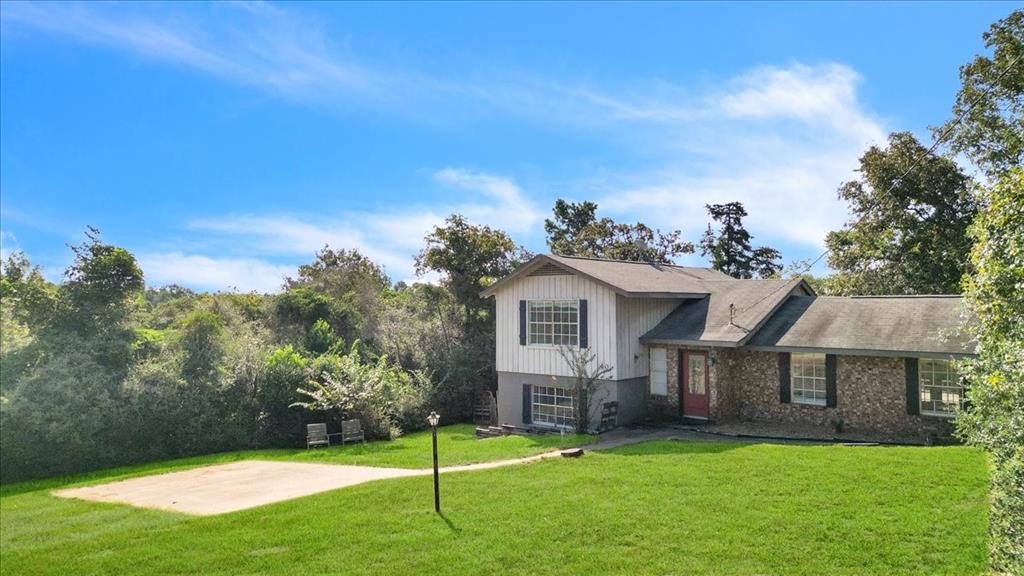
[741,344,977,359]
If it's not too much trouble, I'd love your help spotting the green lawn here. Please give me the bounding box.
[0,424,591,497]
[0,435,988,575]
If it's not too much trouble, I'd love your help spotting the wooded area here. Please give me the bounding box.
[0,9,1020,574]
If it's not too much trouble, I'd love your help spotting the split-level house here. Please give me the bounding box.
[481,254,975,443]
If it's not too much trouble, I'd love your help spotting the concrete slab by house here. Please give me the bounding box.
[53,460,426,516]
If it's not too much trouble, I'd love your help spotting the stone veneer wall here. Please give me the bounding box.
[648,347,954,443]
[648,347,740,421]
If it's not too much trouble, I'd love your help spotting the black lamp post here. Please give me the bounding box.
[427,411,441,513]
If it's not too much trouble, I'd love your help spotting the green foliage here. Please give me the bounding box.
[178,310,225,385]
[305,318,339,355]
[296,344,431,439]
[257,346,308,447]
[955,168,1024,575]
[415,215,529,418]
[936,10,1024,178]
[825,132,978,295]
[545,199,693,263]
[285,246,389,342]
[699,202,781,278]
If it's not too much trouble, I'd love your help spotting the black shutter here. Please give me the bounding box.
[522,384,532,424]
[779,352,791,403]
[905,358,920,415]
[519,300,527,346]
[825,354,838,408]
[579,299,589,349]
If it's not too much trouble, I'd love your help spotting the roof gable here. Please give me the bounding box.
[480,254,727,298]
[641,278,810,345]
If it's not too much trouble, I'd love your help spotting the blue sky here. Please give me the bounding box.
[0,2,1015,292]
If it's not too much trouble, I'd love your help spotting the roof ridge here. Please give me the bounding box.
[548,253,713,271]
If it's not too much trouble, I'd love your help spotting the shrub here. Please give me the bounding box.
[295,343,432,440]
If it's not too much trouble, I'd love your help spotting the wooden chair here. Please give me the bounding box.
[306,423,330,449]
[340,419,365,445]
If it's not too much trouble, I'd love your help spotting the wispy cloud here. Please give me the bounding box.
[2,2,888,286]
[142,168,539,291]
[0,1,402,109]
[137,252,294,294]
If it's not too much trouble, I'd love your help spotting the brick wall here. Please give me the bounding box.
[647,346,955,443]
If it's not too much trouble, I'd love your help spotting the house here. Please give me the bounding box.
[481,254,975,443]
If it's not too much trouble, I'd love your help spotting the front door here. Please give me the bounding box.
[681,350,709,420]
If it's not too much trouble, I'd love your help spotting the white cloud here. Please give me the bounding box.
[0,1,399,108]
[166,168,539,291]
[569,63,886,259]
[2,1,888,281]
[137,252,294,293]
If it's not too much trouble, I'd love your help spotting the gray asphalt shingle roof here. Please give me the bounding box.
[744,295,974,356]
[640,278,810,345]
[484,254,971,356]
[480,254,731,297]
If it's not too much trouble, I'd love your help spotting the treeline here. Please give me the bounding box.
[0,219,531,482]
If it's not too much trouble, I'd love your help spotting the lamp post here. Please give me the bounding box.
[427,411,441,513]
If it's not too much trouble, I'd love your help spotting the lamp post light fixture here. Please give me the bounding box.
[427,411,441,513]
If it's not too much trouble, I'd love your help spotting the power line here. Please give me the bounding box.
[732,52,1022,316]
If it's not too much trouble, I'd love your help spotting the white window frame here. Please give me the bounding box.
[532,385,575,428]
[791,353,827,406]
[650,347,668,396]
[526,299,580,348]
[919,358,962,418]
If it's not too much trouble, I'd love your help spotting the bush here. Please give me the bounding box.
[296,343,432,440]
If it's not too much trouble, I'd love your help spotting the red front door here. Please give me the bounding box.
[681,351,709,419]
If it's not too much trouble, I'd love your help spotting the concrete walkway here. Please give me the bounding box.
[52,428,699,516]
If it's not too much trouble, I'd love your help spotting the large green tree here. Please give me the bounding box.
[825,132,978,295]
[936,10,1023,178]
[545,199,693,263]
[415,215,529,416]
[956,168,1024,575]
[699,202,781,279]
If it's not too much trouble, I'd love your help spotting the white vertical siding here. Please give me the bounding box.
[495,274,618,377]
[614,295,682,380]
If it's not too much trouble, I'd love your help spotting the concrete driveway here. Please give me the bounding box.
[54,461,427,515]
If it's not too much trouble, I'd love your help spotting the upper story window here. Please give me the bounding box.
[791,353,826,406]
[919,359,962,417]
[528,300,579,346]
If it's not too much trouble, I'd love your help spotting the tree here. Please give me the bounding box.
[699,202,782,278]
[257,345,308,446]
[955,168,1024,575]
[179,310,226,385]
[825,132,978,295]
[557,346,613,434]
[544,199,693,263]
[936,10,1023,178]
[416,215,530,417]
[417,214,530,332]
[286,246,391,342]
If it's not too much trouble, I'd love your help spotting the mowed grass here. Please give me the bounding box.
[1,439,988,575]
[0,424,591,497]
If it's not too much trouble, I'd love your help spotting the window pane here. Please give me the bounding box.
[919,359,961,416]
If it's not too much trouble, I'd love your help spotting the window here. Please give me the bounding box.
[919,359,962,417]
[791,353,826,406]
[650,348,668,395]
[532,385,575,428]
[527,300,579,346]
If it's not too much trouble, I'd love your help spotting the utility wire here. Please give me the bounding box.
[731,52,1022,318]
